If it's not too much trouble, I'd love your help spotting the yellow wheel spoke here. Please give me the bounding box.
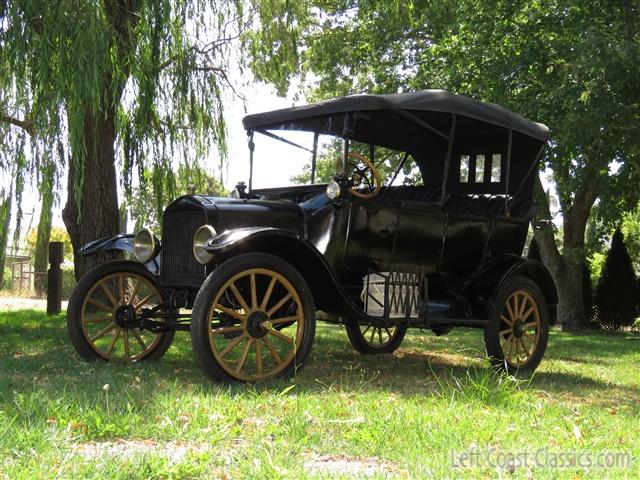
[118,275,126,305]
[214,304,247,322]
[212,325,244,335]
[90,322,116,342]
[100,283,119,308]
[524,320,540,328]
[507,336,515,363]
[250,273,258,309]
[129,278,142,305]
[123,329,130,360]
[268,329,295,344]
[84,316,114,323]
[270,316,299,326]
[132,329,147,350]
[499,327,513,335]
[260,277,277,310]
[518,337,530,359]
[500,315,513,326]
[521,306,535,322]
[377,328,383,344]
[267,293,292,317]
[236,338,253,373]
[523,331,537,344]
[512,294,519,319]
[106,329,121,356]
[263,335,282,364]
[219,334,247,358]
[134,293,156,310]
[256,340,263,376]
[87,298,115,314]
[229,282,251,313]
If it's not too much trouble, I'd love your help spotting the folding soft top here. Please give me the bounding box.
[242,90,550,143]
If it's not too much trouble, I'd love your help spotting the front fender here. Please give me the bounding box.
[204,227,372,321]
[204,227,295,254]
[79,234,160,274]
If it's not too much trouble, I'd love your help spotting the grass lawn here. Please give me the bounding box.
[1,310,638,479]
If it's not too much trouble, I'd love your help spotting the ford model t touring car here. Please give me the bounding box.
[67,90,556,382]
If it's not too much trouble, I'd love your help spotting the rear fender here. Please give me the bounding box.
[79,234,160,274]
[206,228,363,318]
[463,256,558,324]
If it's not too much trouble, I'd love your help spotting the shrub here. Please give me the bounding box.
[593,228,638,330]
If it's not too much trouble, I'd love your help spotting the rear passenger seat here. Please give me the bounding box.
[375,187,535,220]
[444,194,535,220]
[378,185,442,203]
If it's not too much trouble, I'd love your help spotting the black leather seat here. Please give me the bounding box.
[444,194,535,219]
[378,185,442,203]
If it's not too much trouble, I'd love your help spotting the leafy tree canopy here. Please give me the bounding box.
[251,0,640,329]
[126,163,228,231]
[26,226,73,263]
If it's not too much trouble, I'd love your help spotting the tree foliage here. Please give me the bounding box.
[25,226,73,264]
[125,164,228,231]
[0,188,11,288]
[0,1,285,277]
[252,0,640,329]
[593,228,637,330]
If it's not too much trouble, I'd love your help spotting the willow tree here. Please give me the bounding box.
[250,0,640,329]
[0,1,242,278]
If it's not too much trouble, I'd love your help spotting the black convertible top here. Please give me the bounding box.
[242,90,549,142]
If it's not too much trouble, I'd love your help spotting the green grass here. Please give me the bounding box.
[1,310,638,479]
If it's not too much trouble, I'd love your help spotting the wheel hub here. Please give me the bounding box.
[512,319,525,338]
[115,304,138,328]
[246,311,272,339]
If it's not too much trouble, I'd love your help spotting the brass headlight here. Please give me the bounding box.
[326,180,341,199]
[133,228,160,263]
[193,225,217,265]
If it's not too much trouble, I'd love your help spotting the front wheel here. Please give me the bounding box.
[345,322,407,354]
[484,276,549,376]
[191,253,316,383]
[67,261,174,362]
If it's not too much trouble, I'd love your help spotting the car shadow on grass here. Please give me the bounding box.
[1,314,638,410]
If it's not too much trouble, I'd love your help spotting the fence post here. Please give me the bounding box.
[47,242,64,315]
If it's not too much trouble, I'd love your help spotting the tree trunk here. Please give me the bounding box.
[0,190,12,288]
[532,174,597,330]
[34,167,54,295]
[62,105,121,281]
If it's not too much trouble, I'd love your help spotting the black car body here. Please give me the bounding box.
[69,90,556,382]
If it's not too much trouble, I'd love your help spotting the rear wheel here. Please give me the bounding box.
[345,322,407,354]
[484,276,549,376]
[191,253,316,383]
[67,261,174,362]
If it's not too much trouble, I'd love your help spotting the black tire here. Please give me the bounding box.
[345,321,407,354]
[67,261,174,362]
[484,276,549,377]
[191,253,316,383]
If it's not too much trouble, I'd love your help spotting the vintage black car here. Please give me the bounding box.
[67,90,556,382]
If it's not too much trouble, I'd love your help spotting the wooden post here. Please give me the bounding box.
[47,242,64,315]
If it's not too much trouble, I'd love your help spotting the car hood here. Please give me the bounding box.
[195,196,305,235]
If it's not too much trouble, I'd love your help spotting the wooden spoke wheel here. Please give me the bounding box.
[67,261,174,362]
[345,321,407,354]
[191,253,316,383]
[484,276,549,376]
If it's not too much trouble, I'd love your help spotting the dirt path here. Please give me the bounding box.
[0,297,68,312]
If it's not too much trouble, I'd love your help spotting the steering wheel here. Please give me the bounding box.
[341,152,382,200]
